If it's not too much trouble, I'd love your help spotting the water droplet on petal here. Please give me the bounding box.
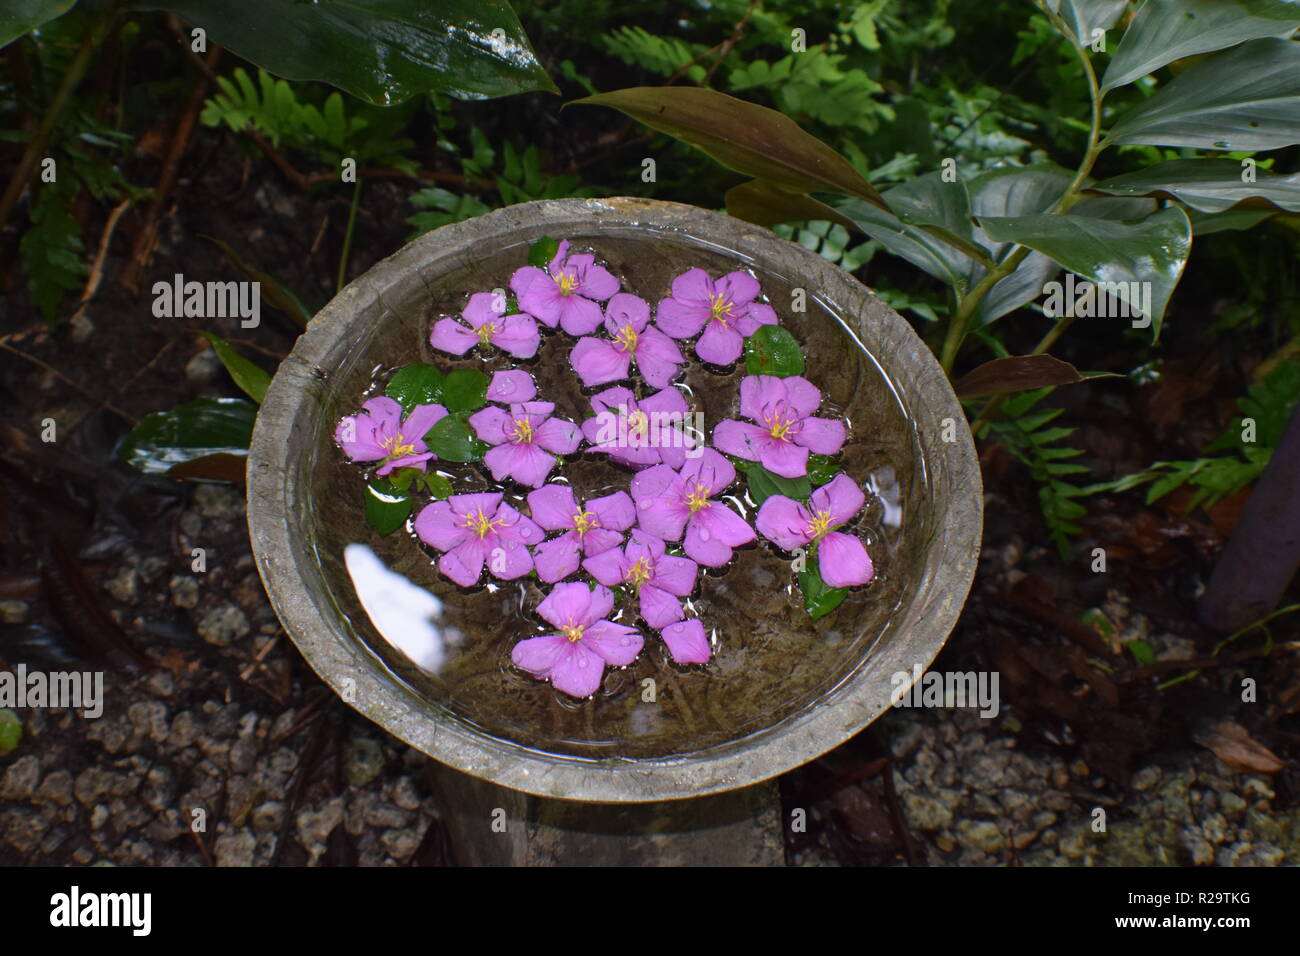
[698,527,711,541]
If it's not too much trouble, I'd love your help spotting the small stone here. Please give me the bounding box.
[197,603,250,647]
[1202,813,1229,844]
[392,776,422,812]
[128,700,170,742]
[74,768,116,806]
[0,600,29,624]
[903,791,954,831]
[185,348,222,385]
[1245,808,1282,843]
[215,829,257,867]
[90,804,110,829]
[1131,766,1161,791]
[104,566,140,603]
[252,801,285,834]
[137,556,168,583]
[1220,792,1248,818]
[935,834,955,852]
[343,737,385,788]
[35,770,73,807]
[381,827,420,860]
[170,576,200,609]
[956,819,1005,854]
[194,485,244,520]
[146,670,175,697]
[1,755,41,800]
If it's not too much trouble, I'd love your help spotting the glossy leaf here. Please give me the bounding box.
[440,368,490,412]
[806,454,841,486]
[799,556,848,621]
[119,397,256,475]
[1102,0,1300,91]
[150,0,557,104]
[386,363,445,414]
[0,0,73,49]
[201,235,312,327]
[0,708,20,754]
[743,463,812,506]
[422,472,454,499]
[1189,208,1278,235]
[726,179,860,233]
[426,414,488,462]
[569,87,887,209]
[1088,158,1300,213]
[1047,0,1131,45]
[744,325,805,378]
[167,453,248,484]
[1105,38,1300,151]
[200,331,270,404]
[955,355,1114,398]
[365,478,412,536]
[527,236,560,268]
[979,206,1193,337]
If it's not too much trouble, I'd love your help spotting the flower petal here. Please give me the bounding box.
[486,534,535,580]
[518,281,563,328]
[660,619,711,664]
[669,267,713,303]
[439,537,486,587]
[335,415,385,461]
[639,584,684,629]
[810,473,865,526]
[629,463,679,501]
[557,295,604,336]
[577,263,620,301]
[780,376,823,419]
[549,642,606,698]
[508,265,547,300]
[739,375,785,423]
[794,416,846,455]
[487,369,536,403]
[683,447,736,497]
[570,336,630,387]
[536,581,593,630]
[533,416,582,455]
[716,271,760,307]
[633,326,684,388]
[582,546,628,587]
[637,386,688,418]
[759,439,809,479]
[755,495,814,551]
[429,318,479,356]
[686,505,755,567]
[636,497,690,542]
[401,403,448,444]
[526,484,578,530]
[588,490,636,531]
[468,406,512,446]
[581,527,624,556]
[604,292,650,333]
[817,531,874,588]
[651,553,698,597]
[485,442,555,488]
[413,501,471,552]
[511,634,568,677]
[491,314,540,359]
[582,620,643,666]
[694,321,744,366]
[532,534,580,584]
[461,291,502,327]
[654,297,710,339]
[711,419,766,463]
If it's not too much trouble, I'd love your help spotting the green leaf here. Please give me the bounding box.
[1088,159,1300,214]
[744,463,812,506]
[744,325,805,378]
[426,414,489,462]
[150,0,557,104]
[806,454,841,486]
[440,368,490,412]
[527,236,560,268]
[199,332,270,404]
[1105,38,1300,151]
[1102,0,1300,91]
[364,478,412,535]
[1188,208,1277,235]
[421,472,454,499]
[386,363,445,414]
[200,235,312,327]
[0,708,21,754]
[799,556,849,621]
[726,179,862,233]
[1124,638,1156,666]
[955,354,1113,398]
[119,398,256,476]
[0,0,74,48]
[979,206,1193,338]
[568,87,888,209]
[1047,0,1131,45]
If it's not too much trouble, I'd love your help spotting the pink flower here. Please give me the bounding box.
[430,291,540,359]
[629,448,755,567]
[660,619,712,665]
[584,529,699,633]
[713,375,847,479]
[509,240,619,335]
[755,473,874,588]
[510,582,643,698]
[527,485,636,583]
[569,293,684,388]
[414,492,543,588]
[468,401,582,488]
[581,385,698,470]
[655,268,778,366]
[334,397,447,477]
[486,369,536,403]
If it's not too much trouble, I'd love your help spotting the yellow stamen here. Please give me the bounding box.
[806,510,834,541]
[626,410,649,438]
[382,435,417,458]
[556,272,580,296]
[627,556,653,589]
[476,322,497,345]
[463,507,503,539]
[685,483,712,514]
[615,324,638,353]
[572,509,599,535]
[510,418,533,443]
[709,292,734,325]
[763,410,795,441]
[560,620,584,642]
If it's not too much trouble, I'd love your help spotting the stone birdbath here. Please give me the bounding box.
[247,198,982,864]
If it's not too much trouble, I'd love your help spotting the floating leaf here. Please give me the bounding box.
[364,478,412,535]
[527,236,560,268]
[743,462,811,506]
[440,368,490,412]
[386,363,445,414]
[1105,38,1300,151]
[799,556,849,620]
[426,414,488,462]
[200,331,270,404]
[744,325,805,378]
[0,709,21,754]
[421,472,454,499]
[806,454,841,486]
[119,397,256,475]
[568,87,887,208]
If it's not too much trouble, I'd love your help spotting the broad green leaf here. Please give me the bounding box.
[1047,0,1131,46]
[200,332,270,404]
[364,478,412,536]
[568,87,888,209]
[527,236,559,268]
[1124,638,1156,666]
[386,363,445,414]
[799,556,849,620]
[806,454,841,486]
[1102,0,1300,90]
[422,472,454,499]
[440,368,490,412]
[0,708,20,754]
[838,198,970,289]
[1088,158,1300,213]
[743,463,811,506]
[201,235,312,327]
[744,326,805,378]
[1189,208,1278,235]
[726,179,861,233]
[426,414,489,462]
[150,0,557,104]
[0,0,73,49]
[1105,38,1300,150]
[119,397,256,475]
[979,206,1193,337]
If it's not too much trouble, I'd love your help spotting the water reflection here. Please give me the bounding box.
[344,543,460,673]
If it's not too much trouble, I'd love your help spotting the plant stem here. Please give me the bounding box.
[337,176,363,293]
